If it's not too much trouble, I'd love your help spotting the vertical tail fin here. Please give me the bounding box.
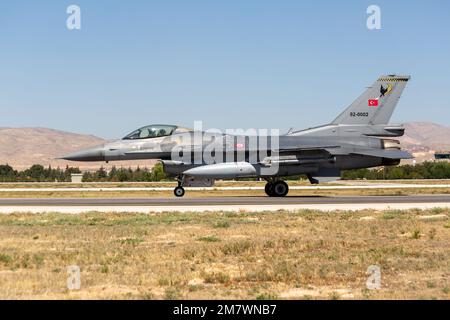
[331,75,410,125]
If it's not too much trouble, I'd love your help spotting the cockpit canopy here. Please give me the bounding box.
[122,125,190,140]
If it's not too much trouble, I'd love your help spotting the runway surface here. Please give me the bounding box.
[1,195,450,206]
[0,195,449,213]
[1,184,449,192]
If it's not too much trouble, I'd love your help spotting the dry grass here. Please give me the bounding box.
[0,209,449,300]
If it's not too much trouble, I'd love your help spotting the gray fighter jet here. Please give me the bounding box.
[62,75,412,197]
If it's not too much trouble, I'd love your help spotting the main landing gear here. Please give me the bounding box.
[264,180,289,197]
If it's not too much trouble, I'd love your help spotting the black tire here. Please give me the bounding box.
[264,182,274,197]
[272,181,289,197]
[174,186,185,197]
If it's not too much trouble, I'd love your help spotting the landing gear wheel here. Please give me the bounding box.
[174,186,185,197]
[264,182,274,197]
[272,181,289,197]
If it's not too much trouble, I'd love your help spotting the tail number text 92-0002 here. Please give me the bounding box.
[350,112,369,117]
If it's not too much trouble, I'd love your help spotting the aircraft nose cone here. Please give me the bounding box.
[60,145,105,161]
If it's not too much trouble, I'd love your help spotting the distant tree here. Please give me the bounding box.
[82,171,93,182]
[150,163,166,181]
[343,161,450,180]
[0,164,17,182]
[116,167,131,182]
[108,166,118,181]
[1,160,449,183]
[0,164,15,176]
[24,164,45,181]
[97,166,108,179]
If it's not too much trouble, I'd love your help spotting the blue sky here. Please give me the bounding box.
[1,1,449,138]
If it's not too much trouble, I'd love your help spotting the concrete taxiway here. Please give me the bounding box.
[0,184,449,192]
[0,195,449,213]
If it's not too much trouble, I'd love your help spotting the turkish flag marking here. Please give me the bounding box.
[368,99,378,107]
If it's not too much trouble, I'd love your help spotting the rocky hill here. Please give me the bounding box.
[0,127,153,170]
[398,122,450,163]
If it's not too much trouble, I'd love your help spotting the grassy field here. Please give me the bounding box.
[0,209,449,300]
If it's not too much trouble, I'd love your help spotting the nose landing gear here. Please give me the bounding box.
[265,180,289,197]
[174,175,185,197]
[174,186,185,197]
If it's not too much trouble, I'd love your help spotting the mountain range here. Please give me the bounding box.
[0,127,153,170]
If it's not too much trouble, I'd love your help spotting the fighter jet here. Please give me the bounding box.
[62,75,412,197]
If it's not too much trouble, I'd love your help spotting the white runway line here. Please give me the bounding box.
[0,184,449,192]
[0,203,449,214]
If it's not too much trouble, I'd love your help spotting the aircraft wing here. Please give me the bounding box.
[278,145,341,152]
[281,146,412,159]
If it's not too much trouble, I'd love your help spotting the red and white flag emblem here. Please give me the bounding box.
[368,99,378,107]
